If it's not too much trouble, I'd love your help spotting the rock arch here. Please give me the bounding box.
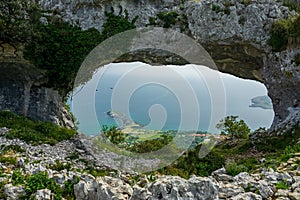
[37,0,300,130]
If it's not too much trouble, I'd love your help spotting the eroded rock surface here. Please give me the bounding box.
[0,62,75,128]
[39,0,300,131]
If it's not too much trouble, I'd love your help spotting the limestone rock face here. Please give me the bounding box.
[130,175,219,200]
[39,0,300,131]
[33,189,52,200]
[74,176,133,200]
[0,62,75,128]
[4,184,26,200]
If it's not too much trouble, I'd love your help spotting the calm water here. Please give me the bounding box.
[70,62,274,135]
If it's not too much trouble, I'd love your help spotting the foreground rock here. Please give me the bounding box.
[1,133,300,200]
[130,176,218,200]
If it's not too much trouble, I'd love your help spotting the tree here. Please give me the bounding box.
[0,0,40,42]
[102,125,126,145]
[216,116,250,139]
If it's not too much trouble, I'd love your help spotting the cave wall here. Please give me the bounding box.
[0,0,295,130]
[39,0,300,131]
[0,61,75,128]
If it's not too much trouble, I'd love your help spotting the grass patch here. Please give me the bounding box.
[295,53,300,65]
[275,181,290,190]
[283,0,300,12]
[49,160,72,172]
[157,11,179,28]
[269,15,300,51]
[226,161,248,176]
[0,111,77,145]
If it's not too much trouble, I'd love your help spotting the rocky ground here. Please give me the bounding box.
[0,127,300,200]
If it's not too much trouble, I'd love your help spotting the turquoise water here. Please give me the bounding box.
[70,62,274,135]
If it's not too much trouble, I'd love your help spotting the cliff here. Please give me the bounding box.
[0,0,299,131]
[38,0,299,131]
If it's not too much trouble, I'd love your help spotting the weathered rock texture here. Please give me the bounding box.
[1,134,300,200]
[39,0,300,131]
[0,62,75,128]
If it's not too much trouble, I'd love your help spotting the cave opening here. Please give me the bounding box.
[70,60,274,136]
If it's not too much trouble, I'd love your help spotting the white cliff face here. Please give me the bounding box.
[38,0,300,131]
[186,0,294,47]
[39,0,183,31]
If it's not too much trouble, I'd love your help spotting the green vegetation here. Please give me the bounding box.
[49,160,72,171]
[126,134,174,153]
[101,8,137,39]
[1,144,25,154]
[0,0,138,96]
[102,126,126,146]
[295,53,300,65]
[101,125,174,153]
[62,177,80,199]
[12,169,25,185]
[242,0,251,6]
[269,15,300,51]
[216,116,250,139]
[153,125,299,179]
[0,0,40,42]
[212,4,221,13]
[0,111,76,145]
[158,146,225,178]
[157,11,180,28]
[225,161,248,176]
[283,0,300,12]
[23,19,102,95]
[239,16,246,25]
[22,172,62,200]
[275,181,290,190]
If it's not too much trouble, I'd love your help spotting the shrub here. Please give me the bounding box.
[157,11,179,28]
[62,176,79,199]
[24,19,102,95]
[216,116,250,139]
[0,0,40,42]
[294,53,300,65]
[101,8,137,39]
[23,172,62,199]
[102,125,126,146]
[283,0,300,12]
[0,111,76,145]
[226,161,248,176]
[24,8,137,96]
[212,4,221,13]
[268,20,289,51]
[275,181,289,190]
[269,15,300,51]
[12,169,25,185]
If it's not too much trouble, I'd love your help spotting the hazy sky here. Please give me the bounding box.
[71,62,274,135]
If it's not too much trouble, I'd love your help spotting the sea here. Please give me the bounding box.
[69,62,274,136]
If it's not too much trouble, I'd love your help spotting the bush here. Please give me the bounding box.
[0,0,40,42]
[294,53,300,65]
[24,9,137,96]
[216,116,250,139]
[101,8,137,39]
[23,172,62,199]
[102,125,126,145]
[0,111,76,145]
[283,0,300,12]
[24,19,102,95]
[12,169,25,185]
[269,21,289,51]
[165,145,225,177]
[157,11,179,28]
[226,161,248,176]
[269,15,300,51]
